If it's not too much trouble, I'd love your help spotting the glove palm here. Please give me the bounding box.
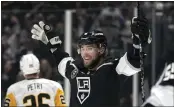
[31,21,49,45]
[31,21,62,50]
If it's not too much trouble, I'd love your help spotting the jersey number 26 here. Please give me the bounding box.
[23,93,50,107]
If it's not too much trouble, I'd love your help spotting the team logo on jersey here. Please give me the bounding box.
[71,69,78,79]
[76,77,90,104]
[70,62,79,79]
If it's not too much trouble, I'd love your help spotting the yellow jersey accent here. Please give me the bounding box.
[4,78,66,106]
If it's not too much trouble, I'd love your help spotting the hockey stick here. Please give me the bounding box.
[137,1,146,103]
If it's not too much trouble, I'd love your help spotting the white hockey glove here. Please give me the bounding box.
[31,21,62,52]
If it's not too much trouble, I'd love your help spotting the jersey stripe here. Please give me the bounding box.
[116,53,141,76]
[5,93,17,106]
[54,88,67,106]
[58,57,74,78]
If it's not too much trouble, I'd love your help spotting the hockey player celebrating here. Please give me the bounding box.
[4,54,66,107]
[31,16,151,107]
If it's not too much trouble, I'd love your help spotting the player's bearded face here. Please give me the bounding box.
[80,44,101,68]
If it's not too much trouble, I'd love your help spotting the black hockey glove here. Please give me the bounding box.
[131,17,152,49]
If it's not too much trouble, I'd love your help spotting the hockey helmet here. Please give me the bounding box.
[78,30,107,47]
[20,53,40,76]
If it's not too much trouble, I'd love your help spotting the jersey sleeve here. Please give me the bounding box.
[115,45,141,76]
[52,47,80,79]
[54,83,67,106]
[51,47,70,66]
[4,86,17,107]
[58,57,76,79]
[141,93,162,107]
[58,55,84,79]
[142,85,174,106]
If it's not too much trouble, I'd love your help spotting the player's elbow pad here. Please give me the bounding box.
[52,48,69,65]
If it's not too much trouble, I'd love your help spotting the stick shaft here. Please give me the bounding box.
[137,1,145,103]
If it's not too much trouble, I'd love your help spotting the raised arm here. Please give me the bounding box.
[31,21,81,79]
[115,16,151,76]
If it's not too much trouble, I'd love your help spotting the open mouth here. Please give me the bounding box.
[84,59,90,61]
[84,57,91,60]
[83,58,91,64]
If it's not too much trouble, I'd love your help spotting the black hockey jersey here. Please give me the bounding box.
[56,52,141,107]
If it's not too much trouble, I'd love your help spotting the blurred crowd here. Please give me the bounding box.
[1,1,174,106]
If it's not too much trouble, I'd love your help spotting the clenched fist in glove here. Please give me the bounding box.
[31,21,62,52]
[131,17,152,49]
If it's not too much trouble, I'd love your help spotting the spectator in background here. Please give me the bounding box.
[2,60,18,94]
[120,20,132,51]
[40,59,53,79]
[100,4,125,57]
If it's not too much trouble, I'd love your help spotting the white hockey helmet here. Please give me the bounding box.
[20,53,40,76]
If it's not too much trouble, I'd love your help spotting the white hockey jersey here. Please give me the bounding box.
[4,78,66,107]
[142,62,174,106]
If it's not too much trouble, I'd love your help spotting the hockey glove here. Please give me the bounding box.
[31,21,62,52]
[131,17,152,49]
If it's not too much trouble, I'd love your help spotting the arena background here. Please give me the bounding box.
[1,1,174,106]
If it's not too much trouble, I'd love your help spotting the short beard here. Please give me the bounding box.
[84,55,101,69]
